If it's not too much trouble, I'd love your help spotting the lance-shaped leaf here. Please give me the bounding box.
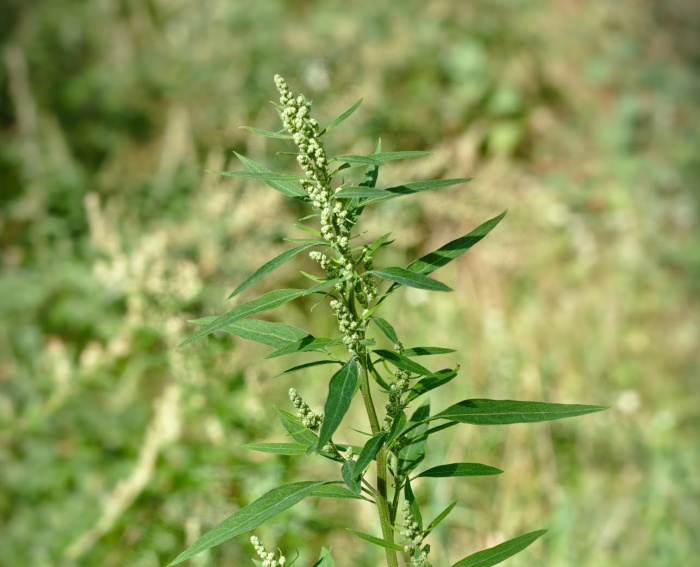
[347,139,381,221]
[353,432,388,478]
[372,317,399,344]
[331,151,432,167]
[265,337,335,359]
[414,463,503,479]
[228,243,319,298]
[398,400,431,477]
[373,349,433,377]
[363,233,393,258]
[311,359,360,454]
[233,152,309,200]
[168,481,326,565]
[431,399,609,425]
[210,169,305,181]
[424,500,457,537]
[310,484,371,501]
[276,408,318,447]
[403,477,423,530]
[240,126,293,139]
[180,279,341,347]
[240,442,309,455]
[407,367,460,403]
[387,411,407,445]
[311,548,336,567]
[319,98,363,136]
[334,178,472,204]
[347,529,405,552]
[408,210,507,276]
[450,529,547,567]
[341,459,361,494]
[369,267,452,292]
[404,346,457,357]
[191,318,311,349]
[271,359,341,379]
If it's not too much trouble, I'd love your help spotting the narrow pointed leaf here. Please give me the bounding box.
[424,501,457,536]
[404,346,457,357]
[408,211,507,275]
[369,267,452,292]
[168,481,326,565]
[310,484,371,501]
[415,463,503,479]
[367,358,392,391]
[387,411,407,445]
[432,399,609,425]
[271,359,341,379]
[319,98,362,136]
[210,170,304,181]
[403,477,423,530]
[228,243,318,298]
[450,530,547,567]
[407,367,460,403]
[191,318,311,349]
[341,459,361,494]
[335,178,472,204]
[265,337,334,359]
[234,152,308,199]
[372,317,399,344]
[311,548,336,567]
[312,359,360,454]
[373,349,433,377]
[354,432,388,476]
[347,529,405,552]
[398,400,431,477]
[277,408,318,447]
[363,232,393,257]
[331,151,431,167]
[240,126,293,139]
[240,443,309,455]
[347,139,381,221]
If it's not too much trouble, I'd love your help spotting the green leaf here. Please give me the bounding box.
[424,501,457,536]
[415,463,503,479]
[180,280,341,347]
[265,337,334,359]
[271,359,341,379]
[341,459,361,494]
[373,349,433,377]
[404,346,457,357]
[168,481,326,565]
[319,98,362,136]
[403,477,423,530]
[240,126,293,139]
[372,317,399,344]
[450,530,547,567]
[334,178,472,204]
[407,367,460,403]
[347,529,404,552]
[209,169,305,181]
[312,359,361,454]
[311,548,336,567]
[408,211,507,276]
[310,484,371,501]
[191,318,311,349]
[367,358,392,391]
[276,408,318,447]
[387,411,407,445]
[369,267,452,292]
[233,152,309,200]
[354,432,388,476]
[432,399,609,425]
[240,443,309,455]
[398,400,431,477]
[228,243,319,298]
[331,151,431,166]
[295,224,323,237]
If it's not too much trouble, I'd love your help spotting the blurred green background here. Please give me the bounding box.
[1,1,698,566]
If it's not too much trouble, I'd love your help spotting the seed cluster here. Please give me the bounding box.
[383,342,411,431]
[329,299,361,352]
[400,502,430,566]
[288,388,323,432]
[250,536,286,567]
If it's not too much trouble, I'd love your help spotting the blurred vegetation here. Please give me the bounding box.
[0,1,698,566]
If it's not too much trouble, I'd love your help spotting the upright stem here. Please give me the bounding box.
[358,354,399,567]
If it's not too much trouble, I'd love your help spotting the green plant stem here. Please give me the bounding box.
[358,353,399,567]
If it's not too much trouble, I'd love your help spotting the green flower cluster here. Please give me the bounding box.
[288,388,323,432]
[400,502,430,567]
[250,535,286,567]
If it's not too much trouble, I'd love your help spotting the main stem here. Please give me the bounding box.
[358,354,399,567]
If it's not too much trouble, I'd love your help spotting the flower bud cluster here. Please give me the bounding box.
[329,299,361,353]
[401,502,430,566]
[356,255,378,308]
[289,388,323,432]
[383,342,410,431]
[250,536,286,567]
[309,251,340,279]
[343,446,354,460]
